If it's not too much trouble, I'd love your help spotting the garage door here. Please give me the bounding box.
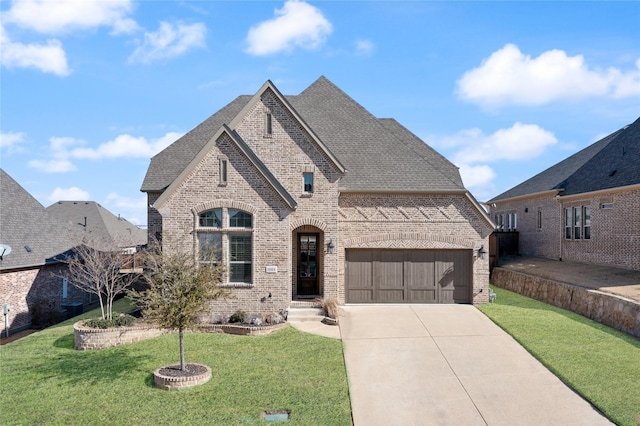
[345,249,472,304]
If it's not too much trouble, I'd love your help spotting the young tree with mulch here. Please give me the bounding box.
[131,238,227,371]
[62,237,142,321]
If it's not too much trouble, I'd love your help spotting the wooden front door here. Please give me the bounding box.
[297,233,319,295]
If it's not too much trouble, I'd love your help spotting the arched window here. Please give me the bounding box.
[197,208,253,284]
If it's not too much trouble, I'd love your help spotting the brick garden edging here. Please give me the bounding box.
[153,363,212,390]
[74,321,288,350]
[492,267,640,338]
[73,321,169,350]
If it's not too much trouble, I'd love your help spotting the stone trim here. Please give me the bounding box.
[290,217,328,231]
[74,321,169,350]
[343,233,474,249]
[153,363,212,390]
[191,199,257,216]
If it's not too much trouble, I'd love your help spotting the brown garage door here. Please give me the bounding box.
[345,249,472,304]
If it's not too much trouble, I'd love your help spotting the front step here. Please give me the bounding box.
[287,307,325,322]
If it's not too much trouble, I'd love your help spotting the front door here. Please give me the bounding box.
[297,233,319,295]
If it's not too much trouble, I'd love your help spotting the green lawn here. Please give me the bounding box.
[0,299,352,425]
[479,286,640,426]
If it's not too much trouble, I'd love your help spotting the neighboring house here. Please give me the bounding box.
[141,76,493,317]
[1,169,87,334]
[488,117,640,271]
[0,169,146,335]
[46,201,147,253]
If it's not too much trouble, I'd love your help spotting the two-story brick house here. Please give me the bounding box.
[141,77,493,316]
[489,117,640,271]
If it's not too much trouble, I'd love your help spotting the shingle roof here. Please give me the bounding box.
[0,169,75,270]
[141,96,251,192]
[488,118,639,203]
[142,76,465,194]
[46,201,147,249]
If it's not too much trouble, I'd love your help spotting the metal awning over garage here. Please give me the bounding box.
[345,249,472,304]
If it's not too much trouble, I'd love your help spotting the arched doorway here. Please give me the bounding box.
[292,225,324,299]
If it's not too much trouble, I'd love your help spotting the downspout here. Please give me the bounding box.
[556,195,562,261]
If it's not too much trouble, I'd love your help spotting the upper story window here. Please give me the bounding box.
[303,172,314,193]
[265,112,273,137]
[219,158,228,185]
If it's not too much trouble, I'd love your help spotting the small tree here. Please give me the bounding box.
[132,238,227,371]
[62,237,142,321]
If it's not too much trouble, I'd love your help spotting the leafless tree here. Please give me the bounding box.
[61,237,142,321]
[131,237,227,371]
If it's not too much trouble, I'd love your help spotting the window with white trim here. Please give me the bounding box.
[564,206,591,240]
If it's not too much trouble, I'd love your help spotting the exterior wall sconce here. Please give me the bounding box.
[477,245,487,260]
[326,238,335,254]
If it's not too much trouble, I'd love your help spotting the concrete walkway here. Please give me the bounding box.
[340,305,612,426]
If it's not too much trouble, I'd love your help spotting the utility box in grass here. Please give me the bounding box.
[62,302,83,319]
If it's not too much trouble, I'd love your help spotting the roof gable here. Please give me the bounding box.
[0,169,75,270]
[143,76,467,196]
[488,124,628,203]
[289,76,465,192]
[152,125,297,210]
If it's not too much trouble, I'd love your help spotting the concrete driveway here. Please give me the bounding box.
[340,305,612,426]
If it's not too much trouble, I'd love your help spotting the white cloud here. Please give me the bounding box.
[458,164,496,192]
[355,39,374,56]
[104,193,147,225]
[245,0,332,56]
[3,0,138,35]
[440,122,558,165]
[28,132,181,172]
[0,131,26,152]
[1,31,71,76]
[456,44,640,107]
[128,21,206,64]
[70,132,182,159]
[48,186,90,202]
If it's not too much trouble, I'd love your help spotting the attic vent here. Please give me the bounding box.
[609,170,617,177]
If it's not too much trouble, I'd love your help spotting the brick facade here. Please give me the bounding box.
[1,263,92,334]
[491,187,640,271]
[149,87,492,316]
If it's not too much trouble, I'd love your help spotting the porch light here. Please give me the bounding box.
[326,239,335,254]
[477,245,487,260]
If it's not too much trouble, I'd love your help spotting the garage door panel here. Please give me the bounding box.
[345,249,471,304]
[345,250,373,303]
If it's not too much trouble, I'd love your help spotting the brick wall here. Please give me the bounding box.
[338,193,491,304]
[1,263,92,334]
[491,188,640,271]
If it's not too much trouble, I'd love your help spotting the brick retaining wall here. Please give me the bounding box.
[74,321,169,350]
[492,268,640,338]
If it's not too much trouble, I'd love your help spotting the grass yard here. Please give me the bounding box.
[479,286,640,426]
[0,299,352,425]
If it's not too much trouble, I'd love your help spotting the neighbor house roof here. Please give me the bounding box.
[489,117,640,203]
[141,76,465,196]
[0,169,75,270]
[46,201,147,249]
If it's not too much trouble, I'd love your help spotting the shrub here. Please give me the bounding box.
[30,299,65,329]
[316,298,342,320]
[84,314,136,329]
[229,310,247,323]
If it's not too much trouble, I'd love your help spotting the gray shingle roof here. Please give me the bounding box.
[0,169,75,270]
[46,201,147,249]
[142,76,465,195]
[488,120,635,203]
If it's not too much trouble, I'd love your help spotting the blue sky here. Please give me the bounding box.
[1,0,639,227]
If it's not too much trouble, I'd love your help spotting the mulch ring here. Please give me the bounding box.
[157,363,209,378]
